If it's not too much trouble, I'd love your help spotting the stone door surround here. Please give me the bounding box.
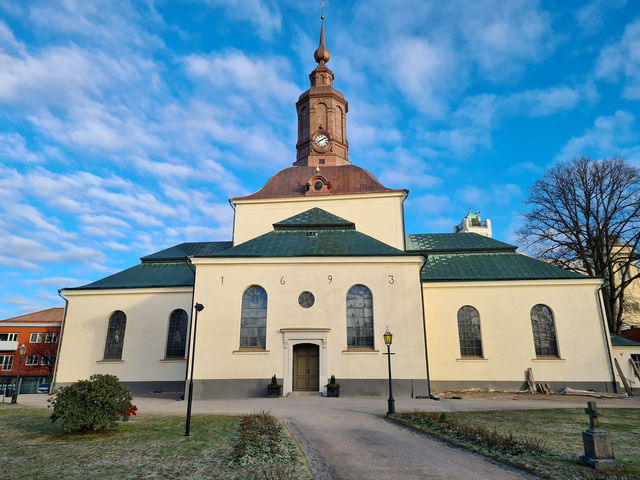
[281,328,330,396]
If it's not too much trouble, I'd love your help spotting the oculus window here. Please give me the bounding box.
[104,310,127,360]
[531,304,559,357]
[457,306,483,357]
[298,291,315,308]
[240,286,268,348]
[346,285,374,348]
[165,309,188,359]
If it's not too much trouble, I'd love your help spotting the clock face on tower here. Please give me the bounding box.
[314,133,329,148]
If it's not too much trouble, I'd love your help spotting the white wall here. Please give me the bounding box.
[190,256,426,393]
[56,288,192,384]
[423,279,613,385]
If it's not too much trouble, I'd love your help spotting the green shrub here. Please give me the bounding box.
[48,374,135,432]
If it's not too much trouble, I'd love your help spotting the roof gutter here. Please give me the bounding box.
[50,290,69,394]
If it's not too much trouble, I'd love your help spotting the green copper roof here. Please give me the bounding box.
[273,208,355,230]
[421,252,585,282]
[611,334,640,347]
[406,233,516,253]
[141,241,232,262]
[197,229,408,258]
[66,262,194,290]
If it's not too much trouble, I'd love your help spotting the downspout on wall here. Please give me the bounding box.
[597,282,618,394]
[182,257,197,401]
[50,289,69,393]
[417,255,435,399]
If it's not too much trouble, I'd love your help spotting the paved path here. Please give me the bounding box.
[17,394,638,479]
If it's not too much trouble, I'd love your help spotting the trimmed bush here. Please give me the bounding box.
[48,374,135,432]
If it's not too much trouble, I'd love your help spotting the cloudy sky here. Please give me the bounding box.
[0,0,639,318]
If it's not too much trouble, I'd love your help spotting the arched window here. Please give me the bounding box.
[531,304,559,357]
[240,286,268,348]
[457,306,483,357]
[346,285,374,348]
[104,311,126,360]
[165,309,188,359]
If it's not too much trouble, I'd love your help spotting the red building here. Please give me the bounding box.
[0,308,63,394]
[621,326,640,343]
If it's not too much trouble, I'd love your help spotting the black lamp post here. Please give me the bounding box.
[383,328,395,415]
[11,344,26,404]
[185,302,204,437]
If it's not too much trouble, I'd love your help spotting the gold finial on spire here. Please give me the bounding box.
[314,1,330,65]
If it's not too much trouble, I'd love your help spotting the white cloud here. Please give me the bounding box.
[28,276,90,287]
[0,133,44,162]
[558,110,640,162]
[410,194,451,215]
[197,0,282,41]
[595,17,640,99]
[377,148,442,189]
[457,183,522,207]
[455,0,554,77]
[0,20,25,55]
[184,50,298,106]
[576,0,628,34]
[386,36,459,116]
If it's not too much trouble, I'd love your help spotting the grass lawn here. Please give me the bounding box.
[0,404,311,480]
[392,408,640,480]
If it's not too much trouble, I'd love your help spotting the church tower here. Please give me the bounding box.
[230,14,407,250]
[294,16,349,167]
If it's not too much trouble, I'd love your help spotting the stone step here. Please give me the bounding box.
[287,391,322,397]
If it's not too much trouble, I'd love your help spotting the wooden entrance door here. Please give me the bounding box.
[293,343,319,391]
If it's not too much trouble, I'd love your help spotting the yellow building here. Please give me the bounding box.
[53,21,618,398]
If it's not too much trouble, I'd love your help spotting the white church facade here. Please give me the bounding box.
[53,21,618,399]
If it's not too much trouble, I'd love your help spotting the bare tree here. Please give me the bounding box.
[518,157,640,334]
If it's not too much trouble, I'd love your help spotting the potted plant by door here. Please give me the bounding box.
[325,375,340,397]
[267,375,282,397]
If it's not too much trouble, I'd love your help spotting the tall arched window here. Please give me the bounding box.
[457,306,483,357]
[531,304,559,357]
[240,286,268,348]
[104,311,126,360]
[346,285,374,348]
[165,309,188,359]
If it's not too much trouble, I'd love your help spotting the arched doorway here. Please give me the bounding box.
[293,343,319,391]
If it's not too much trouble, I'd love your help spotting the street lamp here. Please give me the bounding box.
[11,344,26,404]
[185,302,204,437]
[383,328,395,415]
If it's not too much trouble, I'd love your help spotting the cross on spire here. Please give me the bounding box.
[314,2,330,65]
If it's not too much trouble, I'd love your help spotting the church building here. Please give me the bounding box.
[53,20,618,398]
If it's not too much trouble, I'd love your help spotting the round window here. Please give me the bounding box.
[298,291,315,308]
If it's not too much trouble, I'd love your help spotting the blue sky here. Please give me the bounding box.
[1,0,639,318]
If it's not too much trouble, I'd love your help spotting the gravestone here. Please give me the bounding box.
[579,401,616,471]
